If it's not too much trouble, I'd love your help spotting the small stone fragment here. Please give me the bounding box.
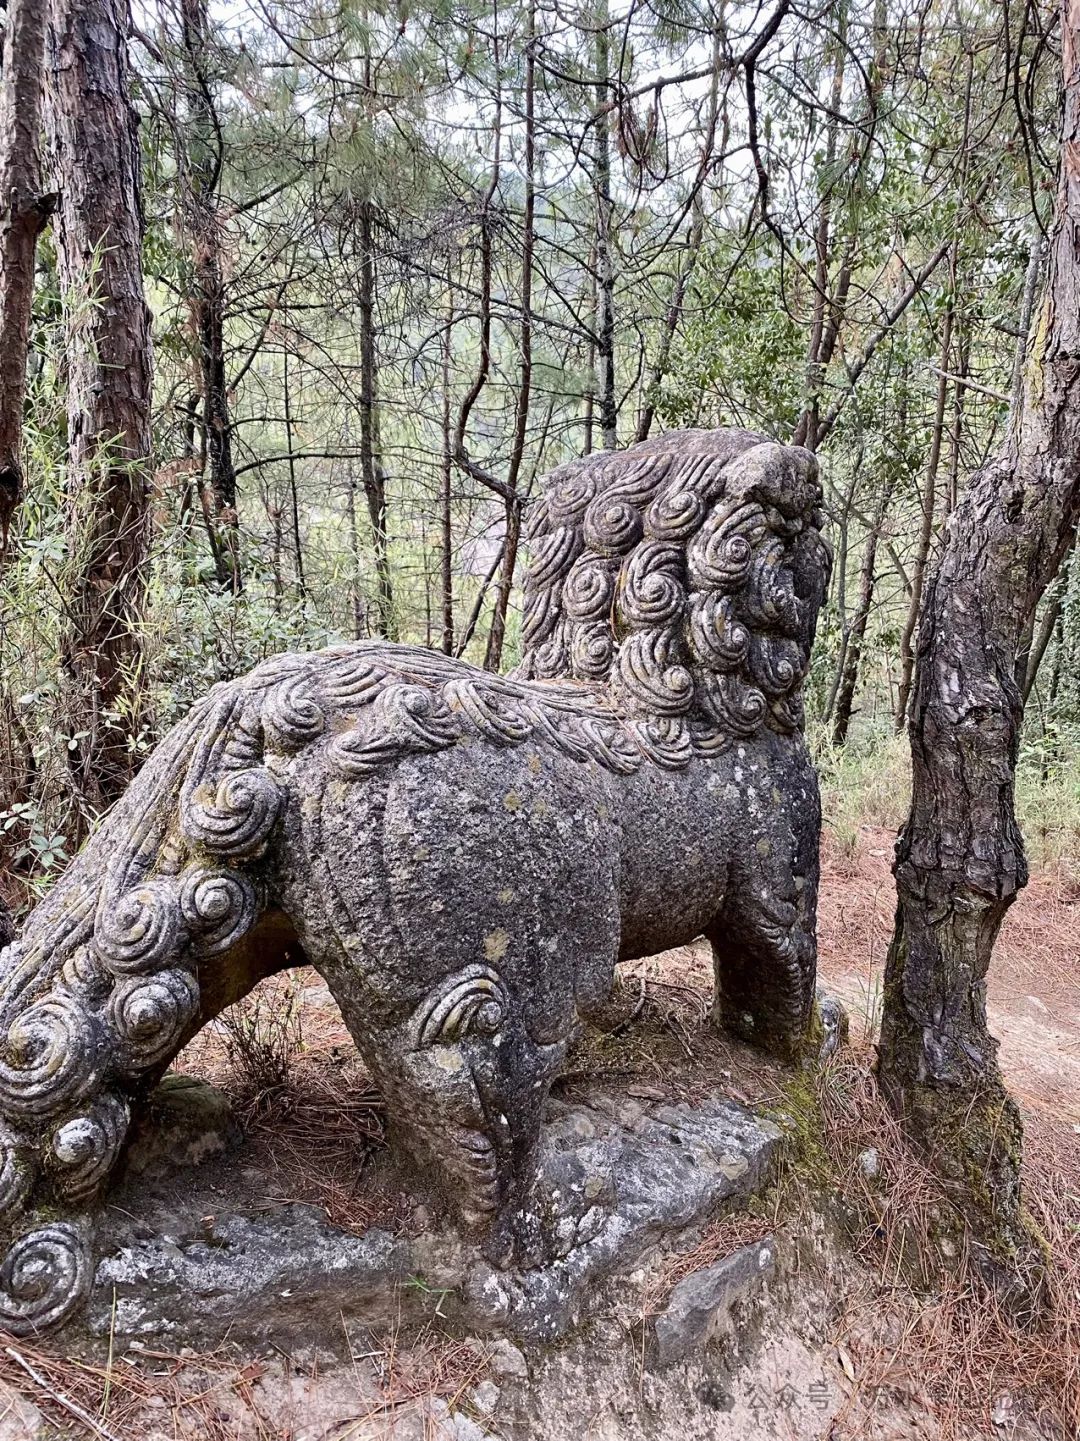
[487,1337,529,1379]
[651,1237,775,1367]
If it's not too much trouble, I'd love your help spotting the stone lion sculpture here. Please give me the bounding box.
[0,427,830,1332]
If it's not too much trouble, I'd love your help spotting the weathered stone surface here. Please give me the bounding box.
[0,428,829,1334]
[88,1094,783,1346]
[0,1380,45,1441]
[90,1206,413,1339]
[815,993,850,1063]
[456,1097,783,1341]
[124,1073,241,1176]
[652,1237,775,1367]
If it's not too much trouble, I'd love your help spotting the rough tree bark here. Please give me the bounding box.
[483,0,534,673]
[357,196,395,640]
[0,0,53,551]
[592,2,617,451]
[440,277,455,655]
[893,268,955,731]
[45,0,153,814]
[831,466,897,746]
[180,0,240,591]
[792,9,845,453]
[879,0,1080,1297]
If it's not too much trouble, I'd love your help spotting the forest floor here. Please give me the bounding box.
[0,826,1077,1441]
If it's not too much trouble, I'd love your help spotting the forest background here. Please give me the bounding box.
[0,0,1073,894]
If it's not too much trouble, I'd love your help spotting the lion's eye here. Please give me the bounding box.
[416,967,507,1045]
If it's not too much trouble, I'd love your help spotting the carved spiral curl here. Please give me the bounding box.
[108,968,200,1070]
[263,674,325,753]
[521,701,591,763]
[0,1221,91,1336]
[742,542,803,636]
[373,683,459,749]
[571,623,615,680]
[331,683,459,777]
[50,1092,129,1203]
[526,525,580,588]
[444,679,532,746]
[521,583,563,649]
[545,468,599,523]
[530,627,571,680]
[644,484,706,541]
[0,996,98,1118]
[686,500,762,591]
[94,880,183,975]
[583,499,643,557]
[578,718,641,774]
[321,657,388,706]
[619,543,686,628]
[182,767,282,860]
[179,867,257,956]
[698,672,768,738]
[688,591,750,672]
[771,690,805,733]
[601,452,674,509]
[748,634,802,698]
[415,966,508,1046]
[0,1128,31,1214]
[59,947,110,1002]
[631,717,693,769]
[614,630,695,716]
[562,557,615,621]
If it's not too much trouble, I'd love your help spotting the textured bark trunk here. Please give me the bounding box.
[358,197,395,640]
[45,0,153,815]
[1022,557,1068,702]
[792,13,845,453]
[894,279,955,731]
[484,0,534,673]
[181,0,239,591]
[593,8,617,451]
[0,0,52,551]
[832,469,896,746]
[635,210,703,445]
[879,0,1080,1299]
[282,337,305,603]
[440,281,454,656]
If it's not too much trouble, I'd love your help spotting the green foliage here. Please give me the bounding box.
[1,0,1071,903]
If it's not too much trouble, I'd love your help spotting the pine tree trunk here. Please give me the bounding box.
[832,469,896,746]
[0,0,52,550]
[358,197,395,640]
[440,280,455,655]
[45,0,153,816]
[894,275,955,731]
[593,6,617,451]
[879,0,1080,1299]
[484,0,534,672]
[180,0,240,590]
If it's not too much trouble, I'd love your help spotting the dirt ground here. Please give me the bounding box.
[816,827,1080,1125]
[0,827,1077,1441]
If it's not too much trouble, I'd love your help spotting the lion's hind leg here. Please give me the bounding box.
[707,884,815,1060]
[707,754,821,1062]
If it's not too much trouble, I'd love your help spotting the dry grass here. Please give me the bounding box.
[640,1211,775,1319]
[239,1064,402,1236]
[0,1319,490,1440]
[811,1044,1080,1440]
[0,1331,282,1440]
[219,970,306,1108]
